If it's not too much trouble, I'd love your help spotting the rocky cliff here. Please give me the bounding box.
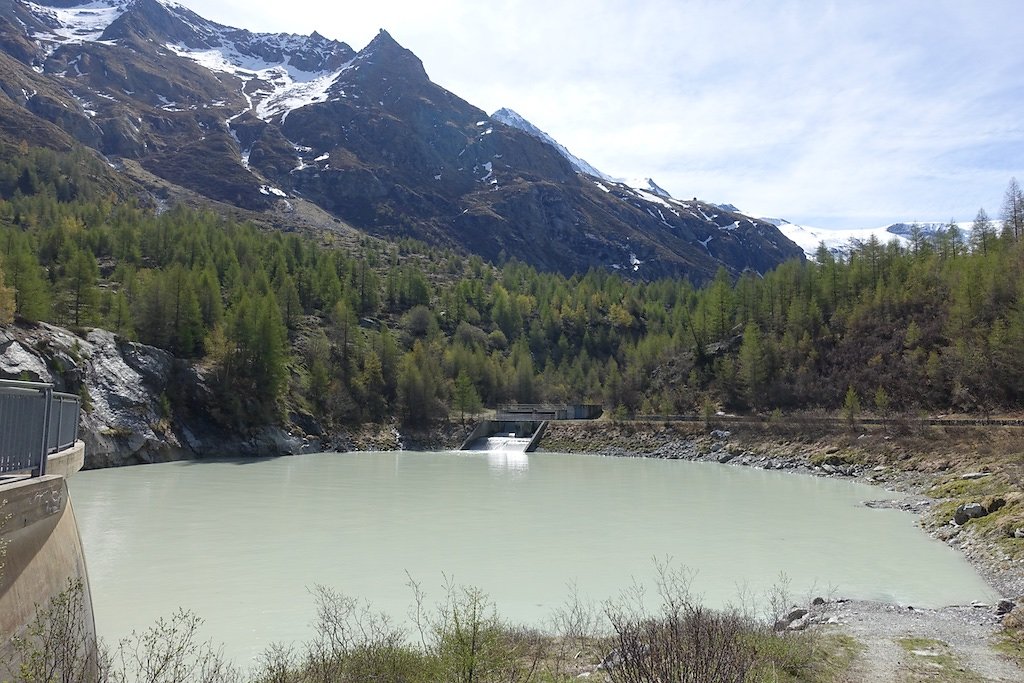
[0,321,319,467]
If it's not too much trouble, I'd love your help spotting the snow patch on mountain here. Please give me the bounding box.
[24,0,356,123]
[26,0,129,47]
[626,177,673,199]
[165,43,353,122]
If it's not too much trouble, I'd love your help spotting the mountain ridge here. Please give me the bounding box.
[0,0,804,281]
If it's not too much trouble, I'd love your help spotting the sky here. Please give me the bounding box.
[177,0,1023,229]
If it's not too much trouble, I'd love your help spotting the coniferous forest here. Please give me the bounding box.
[2,143,1024,428]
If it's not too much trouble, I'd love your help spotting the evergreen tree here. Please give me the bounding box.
[3,238,49,321]
[843,385,861,429]
[970,208,996,256]
[738,322,768,408]
[355,349,388,421]
[397,340,447,424]
[1000,177,1024,242]
[452,370,482,425]
[61,248,99,327]
[0,262,13,324]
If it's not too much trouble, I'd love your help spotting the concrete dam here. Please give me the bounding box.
[0,380,93,672]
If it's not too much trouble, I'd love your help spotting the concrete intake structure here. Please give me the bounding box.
[460,420,548,452]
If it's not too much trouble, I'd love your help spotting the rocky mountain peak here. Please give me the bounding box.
[351,28,428,81]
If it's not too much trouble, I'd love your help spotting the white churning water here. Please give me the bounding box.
[69,451,997,669]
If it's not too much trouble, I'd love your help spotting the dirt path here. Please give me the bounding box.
[831,601,1022,682]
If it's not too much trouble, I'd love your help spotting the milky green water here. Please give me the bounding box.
[68,450,997,668]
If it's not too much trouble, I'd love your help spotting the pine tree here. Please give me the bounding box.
[0,262,13,324]
[843,385,861,429]
[62,248,99,327]
[1000,177,1024,242]
[970,208,996,256]
[738,322,768,408]
[452,370,482,425]
[3,238,49,321]
[355,349,388,421]
[167,265,203,356]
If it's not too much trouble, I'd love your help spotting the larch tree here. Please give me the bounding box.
[970,208,996,256]
[1000,177,1024,242]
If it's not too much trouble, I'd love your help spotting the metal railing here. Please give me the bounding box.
[0,380,80,477]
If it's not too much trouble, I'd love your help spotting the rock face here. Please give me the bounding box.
[0,0,804,283]
[0,321,307,467]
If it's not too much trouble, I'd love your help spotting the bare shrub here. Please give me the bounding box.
[108,608,240,683]
[603,564,757,683]
[251,643,297,683]
[4,578,105,683]
[302,584,415,683]
[545,582,606,679]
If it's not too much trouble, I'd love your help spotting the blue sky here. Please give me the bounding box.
[181,0,1023,229]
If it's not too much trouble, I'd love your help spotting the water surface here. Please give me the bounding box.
[69,450,996,666]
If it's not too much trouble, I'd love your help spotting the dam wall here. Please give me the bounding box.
[0,441,94,671]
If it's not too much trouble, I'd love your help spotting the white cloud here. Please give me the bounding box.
[180,0,1024,228]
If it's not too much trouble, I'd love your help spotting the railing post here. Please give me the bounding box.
[38,384,52,477]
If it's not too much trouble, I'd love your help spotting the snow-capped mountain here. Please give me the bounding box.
[762,218,971,258]
[492,107,609,180]
[492,107,676,201]
[0,0,804,281]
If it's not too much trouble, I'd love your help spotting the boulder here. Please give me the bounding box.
[997,599,1016,616]
[717,452,737,464]
[1014,528,1024,539]
[953,502,988,525]
[785,608,809,622]
[774,607,810,631]
[787,615,810,631]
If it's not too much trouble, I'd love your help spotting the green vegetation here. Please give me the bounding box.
[3,143,1024,433]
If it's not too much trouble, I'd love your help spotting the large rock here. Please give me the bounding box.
[0,338,51,382]
[774,607,810,631]
[953,502,988,525]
